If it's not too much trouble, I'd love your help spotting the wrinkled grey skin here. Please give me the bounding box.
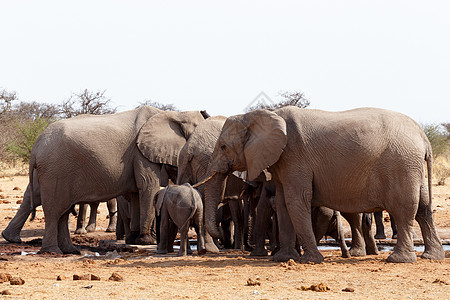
[1,174,117,243]
[177,116,246,252]
[75,199,117,234]
[29,107,207,254]
[154,184,206,256]
[206,107,444,263]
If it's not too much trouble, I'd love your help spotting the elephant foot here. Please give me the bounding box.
[244,244,254,252]
[374,233,386,239]
[341,250,351,258]
[135,234,157,245]
[2,230,22,244]
[421,248,445,260]
[38,246,63,255]
[74,228,87,235]
[106,224,116,232]
[349,247,366,257]
[198,248,207,255]
[392,234,398,239]
[250,247,269,256]
[387,250,417,263]
[299,250,324,264]
[366,246,379,256]
[125,231,140,244]
[157,247,169,254]
[205,241,220,253]
[86,224,96,233]
[177,251,187,257]
[116,233,125,240]
[60,245,81,255]
[272,248,300,262]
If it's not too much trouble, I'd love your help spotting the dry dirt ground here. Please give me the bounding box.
[0,175,449,299]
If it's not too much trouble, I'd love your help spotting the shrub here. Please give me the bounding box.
[7,118,51,163]
[422,123,448,158]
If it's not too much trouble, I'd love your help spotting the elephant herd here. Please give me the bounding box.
[1,106,445,263]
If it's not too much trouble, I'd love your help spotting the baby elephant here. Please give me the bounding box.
[154,184,206,256]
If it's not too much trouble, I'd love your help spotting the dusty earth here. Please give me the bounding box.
[0,174,449,299]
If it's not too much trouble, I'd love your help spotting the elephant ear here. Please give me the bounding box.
[137,111,205,166]
[244,110,287,181]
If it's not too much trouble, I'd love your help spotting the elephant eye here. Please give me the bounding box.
[220,144,226,151]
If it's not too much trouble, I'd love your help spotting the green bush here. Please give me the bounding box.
[7,117,51,163]
[422,123,449,158]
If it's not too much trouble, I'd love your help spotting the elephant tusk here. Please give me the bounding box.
[192,172,217,188]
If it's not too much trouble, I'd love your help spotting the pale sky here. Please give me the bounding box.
[1,1,449,124]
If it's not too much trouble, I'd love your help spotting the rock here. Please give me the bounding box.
[432,279,449,285]
[109,272,124,282]
[16,200,23,204]
[246,278,261,286]
[9,277,25,285]
[342,287,355,292]
[0,273,12,283]
[13,187,21,191]
[1,200,10,204]
[1,290,11,295]
[90,274,101,281]
[56,275,66,281]
[298,283,329,292]
[105,250,120,260]
[73,274,91,280]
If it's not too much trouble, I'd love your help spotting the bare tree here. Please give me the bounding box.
[246,90,310,112]
[137,100,179,111]
[0,89,17,114]
[61,89,117,118]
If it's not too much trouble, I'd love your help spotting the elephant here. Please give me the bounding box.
[2,170,117,242]
[75,199,117,234]
[250,180,377,258]
[154,184,206,256]
[28,106,208,254]
[176,116,246,252]
[205,107,445,263]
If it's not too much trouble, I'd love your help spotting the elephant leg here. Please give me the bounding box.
[106,198,117,232]
[415,183,444,260]
[342,212,366,257]
[167,220,178,253]
[135,162,160,245]
[86,202,99,232]
[195,210,206,255]
[272,184,301,262]
[387,212,417,263]
[251,188,272,256]
[39,209,62,254]
[204,230,219,253]
[389,213,398,239]
[116,209,125,240]
[283,181,322,264]
[126,193,140,244]
[229,200,244,250]
[156,205,169,254]
[2,184,39,243]
[178,225,188,256]
[57,210,80,254]
[374,211,386,239]
[362,213,379,255]
[75,204,88,234]
[335,211,351,258]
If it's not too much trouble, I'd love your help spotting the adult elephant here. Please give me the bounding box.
[205,107,444,263]
[177,116,246,252]
[29,106,208,254]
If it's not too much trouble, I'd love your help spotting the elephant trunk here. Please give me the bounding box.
[204,172,228,239]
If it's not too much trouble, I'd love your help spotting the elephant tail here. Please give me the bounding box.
[29,154,37,214]
[425,147,433,206]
